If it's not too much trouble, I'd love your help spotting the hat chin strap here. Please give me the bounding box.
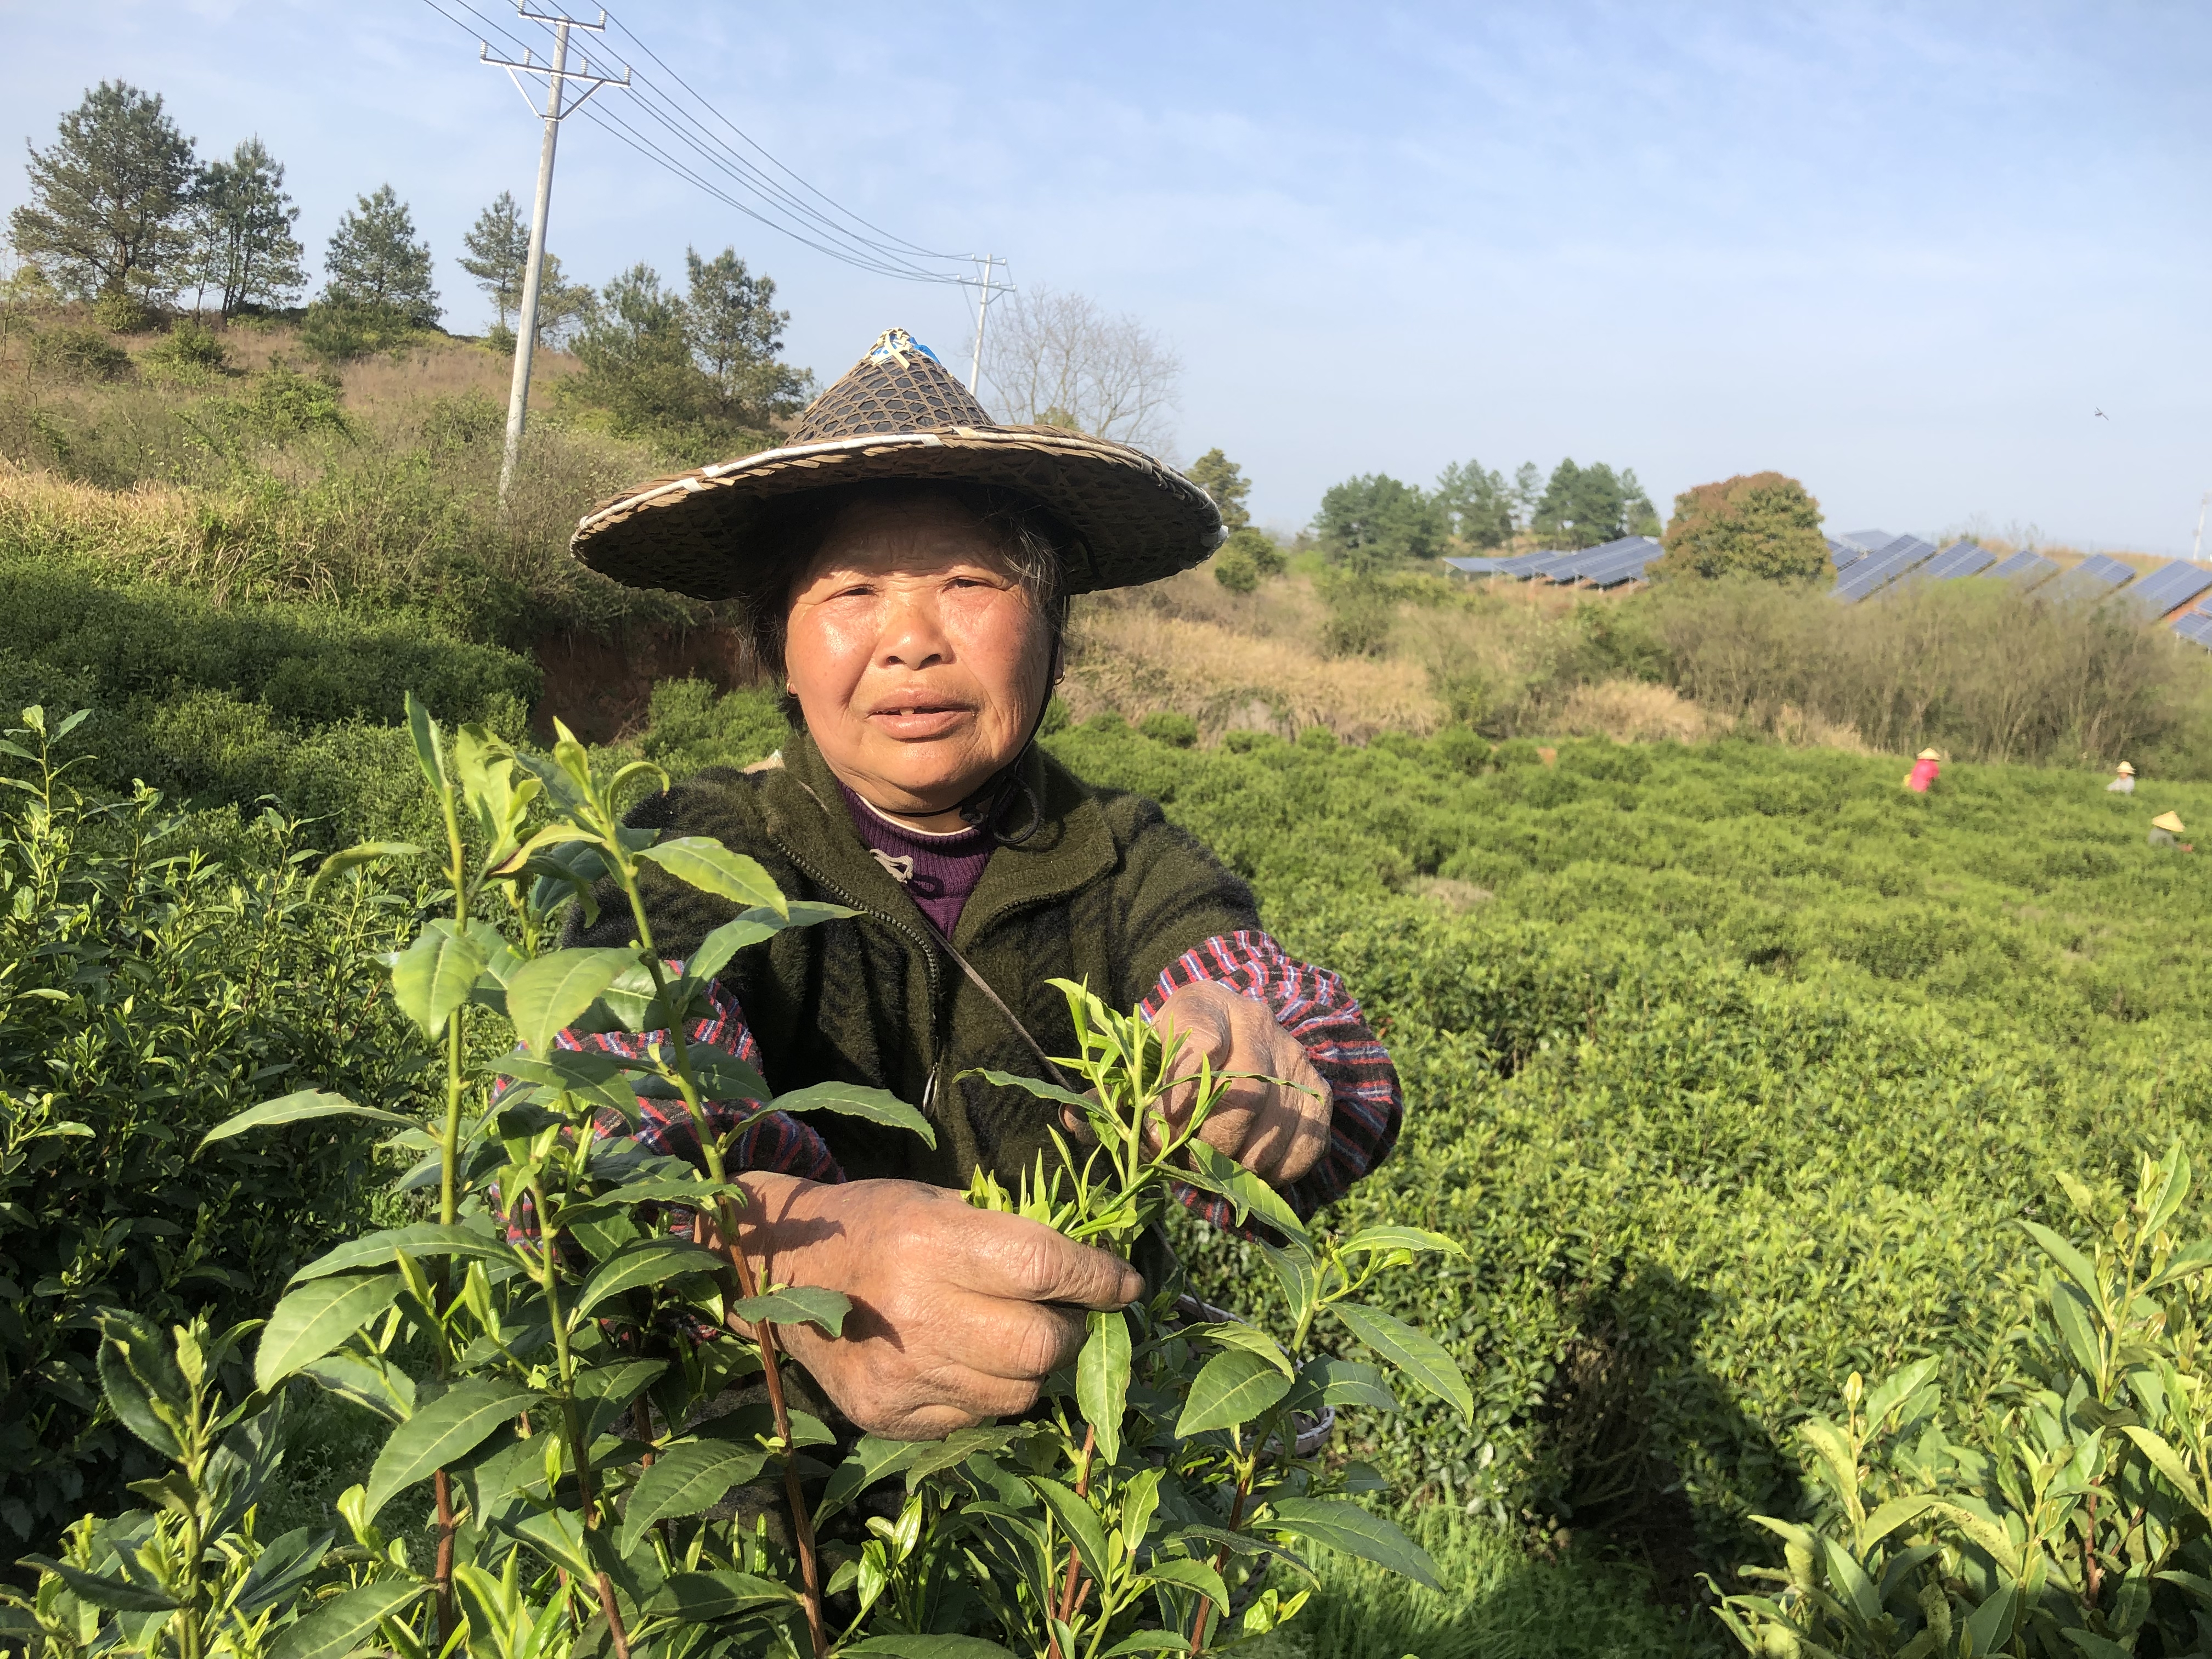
[955,637,1063,847]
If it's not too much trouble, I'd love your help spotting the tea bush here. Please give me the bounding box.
[0,710,431,1549]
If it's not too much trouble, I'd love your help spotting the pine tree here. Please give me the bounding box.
[1434,459,1512,548]
[187,138,305,317]
[1183,449,1252,533]
[9,81,198,300]
[459,191,528,329]
[321,184,439,325]
[683,245,809,424]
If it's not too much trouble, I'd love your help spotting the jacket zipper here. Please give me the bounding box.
[767,836,956,1118]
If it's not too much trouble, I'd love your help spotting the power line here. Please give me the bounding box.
[419,0,983,287]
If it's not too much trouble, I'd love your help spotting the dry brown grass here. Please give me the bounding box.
[1556,679,1717,744]
[1063,594,1442,742]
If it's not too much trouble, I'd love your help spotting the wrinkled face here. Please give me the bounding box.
[783,494,1053,827]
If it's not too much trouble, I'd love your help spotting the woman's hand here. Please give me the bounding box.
[1141,981,1331,1184]
[712,1172,1142,1441]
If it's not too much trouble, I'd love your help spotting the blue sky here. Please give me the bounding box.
[9,2,2210,551]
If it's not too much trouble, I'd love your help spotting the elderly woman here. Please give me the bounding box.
[563,330,1401,1441]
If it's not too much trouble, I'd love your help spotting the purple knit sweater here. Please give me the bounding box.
[839,785,994,937]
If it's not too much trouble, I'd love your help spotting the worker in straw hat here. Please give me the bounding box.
[2149,810,2192,851]
[558,329,1401,1438]
[2108,761,2137,794]
[1904,747,1942,793]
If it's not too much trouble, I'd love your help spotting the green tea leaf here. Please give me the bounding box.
[569,1239,727,1325]
[1142,1556,1229,1616]
[2124,1426,2208,1511]
[506,948,642,1055]
[730,1285,851,1338]
[1337,1223,1465,1260]
[960,1067,1096,1115]
[646,1570,797,1621]
[768,1080,937,1146]
[271,1578,427,1659]
[1101,1635,1190,1656]
[686,1046,775,1104]
[1330,1301,1474,1424]
[1183,1139,1309,1244]
[256,1272,404,1392]
[92,1308,189,1460]
[636,838,788,915]
[234,1526,337,1616]
[1078,1308,1132,1464]
[405,692,447,793]
[1289,1355,1396,1414]
[1962,1577,2018,1657]
[1256,1238,1320,1328]
[2021,1220,2104,1307]
[1029,1475,1113,1584]
[391,924,491,1040]
[290,1222,514,1284]
[816,1436,927,1528]
[306,842,421,901]
[844,1639,1020,1657]
[620,1441,768,1553]
[1176,1347,1292,1437]
[19,1556,178,1612]
[200,1090,414,1150]
[688,901,858,984]
[1264,1497,1441,1591]
[297,1355,416,1424]
[363,1379,541,1522]
[1184,1320,1291,1378]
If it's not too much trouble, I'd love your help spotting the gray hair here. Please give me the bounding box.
[732,481,1071,681]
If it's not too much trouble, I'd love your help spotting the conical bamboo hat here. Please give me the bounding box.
[570,328,1223,599]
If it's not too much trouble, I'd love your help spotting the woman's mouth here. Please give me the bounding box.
[867,702,974,740]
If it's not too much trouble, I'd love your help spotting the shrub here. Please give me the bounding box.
[1138,708,1199,747]
[27,326,130,381]
[89,290,159,334]
[0,706,426,1548]
[297,295,419,362]
[139,318,228,383]
[1213,540,1260,593]
[1653,471,1828,582]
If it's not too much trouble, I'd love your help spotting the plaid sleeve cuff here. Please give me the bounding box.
[1142,930,1403,1226]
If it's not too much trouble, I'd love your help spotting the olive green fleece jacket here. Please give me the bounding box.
[567,726,1263,1190]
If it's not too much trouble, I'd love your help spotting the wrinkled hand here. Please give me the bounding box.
[1062,981,1329,1185]
[712,1173,1142,1440]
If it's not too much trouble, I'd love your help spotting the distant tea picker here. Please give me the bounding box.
[1904,747,1942,793]
[555,328,1403,1440]
[2149,810,2193,852]
[2108,761,2137,794]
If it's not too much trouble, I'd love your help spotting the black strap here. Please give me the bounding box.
[931,925,1078,1093]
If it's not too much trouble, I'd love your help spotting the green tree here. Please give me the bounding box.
[1652,470,1828,581]
[1511,460,1542,527]
[1312,473,1448,573]
[185,137,304,317]
[1434,458,1514,548]
[1184,448,1252,533]
[530,250,597,348]
[320,183,439,326]
[458,190,528,329]
[682,244,810,426]
[9,81,198,301]
[566,261,707,435]
[1531,458,1656,549]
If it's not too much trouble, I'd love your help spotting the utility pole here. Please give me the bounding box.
[480,6,629,508]
[966,254,1006,395]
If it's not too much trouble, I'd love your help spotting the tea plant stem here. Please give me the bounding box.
[606,858,830,1656]
[1187,1452,1257,1654]
[1054,1424,1098,1629]
[431,746,470,1645]
[533,1184,635,1659]
[719,1194,829,1659]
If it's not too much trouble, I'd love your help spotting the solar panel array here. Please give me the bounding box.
[1832,535,1939,603]
[2176,612,2212,649]
[2121,560,2212,619]
[1446,537,1664,588]
[1829,538,1865,568]
[2044,554,2136,603]
[1916,540,1998,582]
[1987,551,2059,587]
[1839,529,1895,554]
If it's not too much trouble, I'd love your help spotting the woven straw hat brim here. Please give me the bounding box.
[2153,811,2186,832]
[2119,763,2136,774]
[1916,749,1941,760]
[571,425,1224,600]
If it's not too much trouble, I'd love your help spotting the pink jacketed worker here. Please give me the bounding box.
[1904,748,1940,793]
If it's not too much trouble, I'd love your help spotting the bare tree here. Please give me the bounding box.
[981,285,1181,456]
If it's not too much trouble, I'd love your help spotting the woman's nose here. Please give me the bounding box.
[877,592,950,667]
